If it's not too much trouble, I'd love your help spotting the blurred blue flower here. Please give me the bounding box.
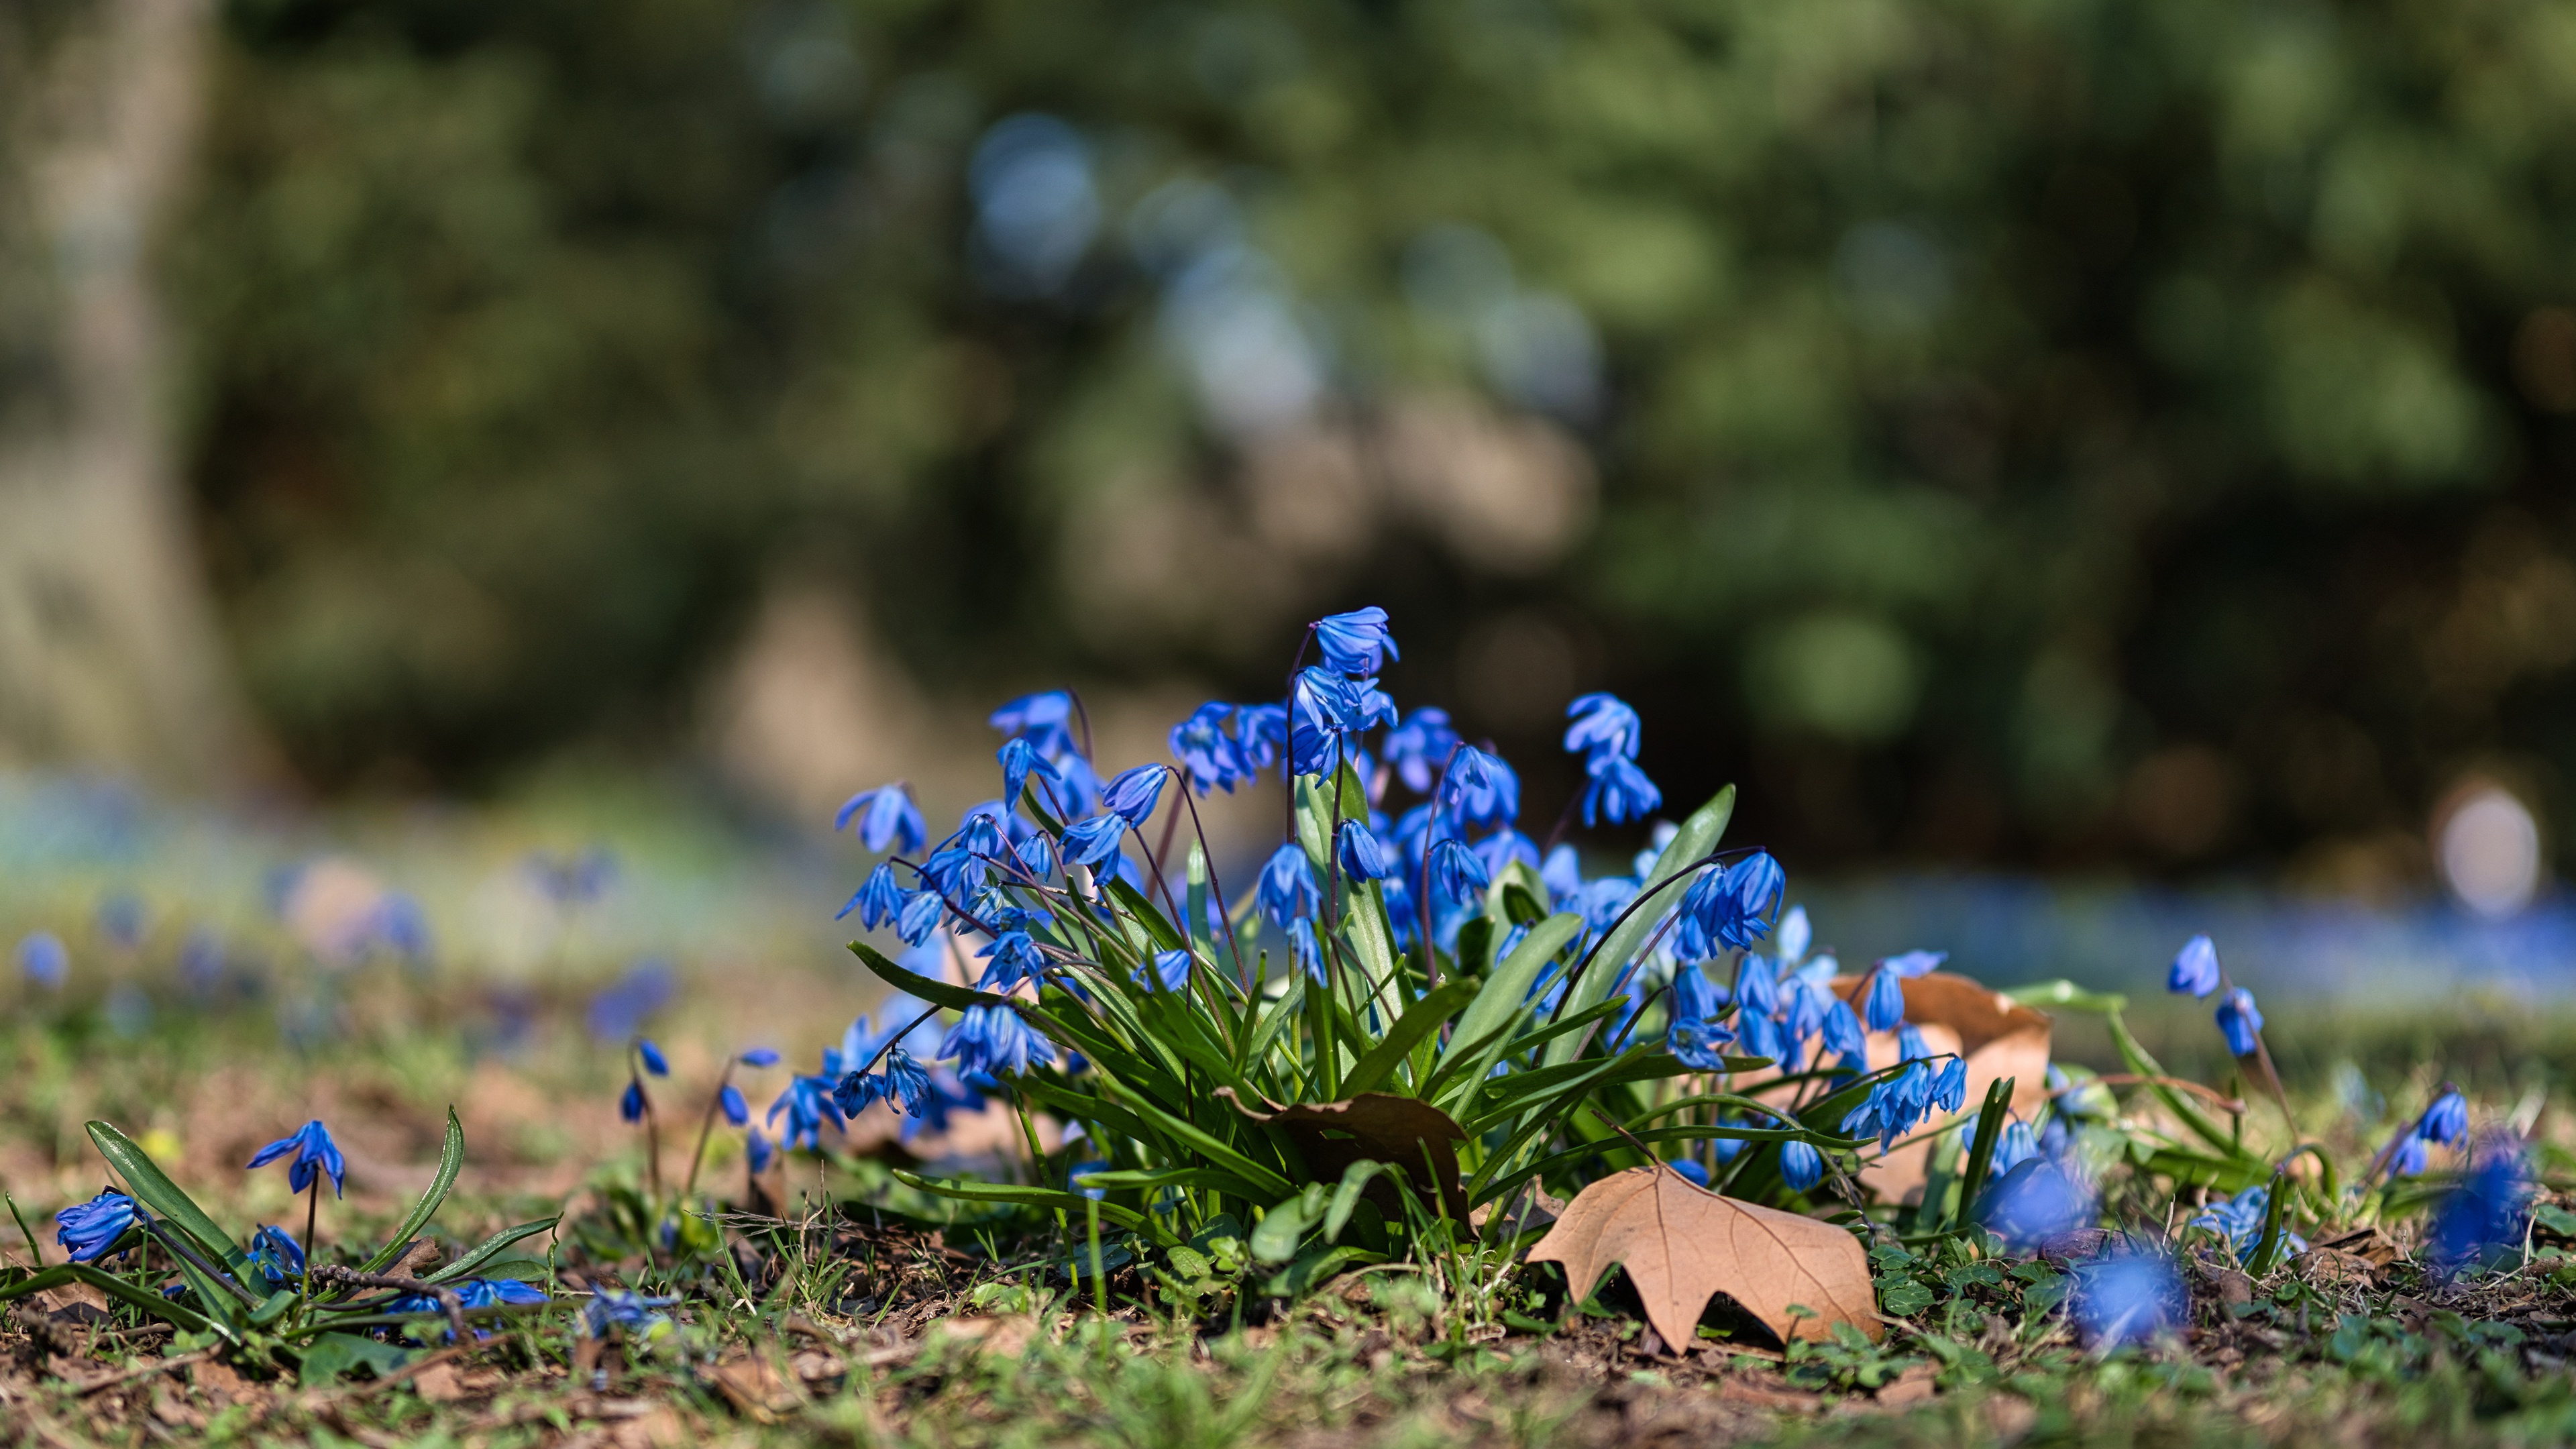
[393,1277,548,1341]
[767,1073,847,1152]
[740,1046,781,1069]
[1780,1140,1824,1191]
[1563,693,1642,761]
[2188,1183,2302,1263]
[2389,1133,2430,1178]
[1668,1017,1735,1071]
[1579,754,1662,828]
[747,1128,775,1174]
[525,847,617,906]
[373,894,433,963]
[1059,814,1129,870]
[249,1224,305,1287]
[247,1120,347,1197]
[941,1005,1056,1077]
[1665,1158,1710,1187]
[991,690,1078,751]
[2427,1136,2535,1275]
[2073,1252,2184,1347]
[1233,704,1287,773]
[1733,956,1778,1018]
[835,784,927,855]
[54,1190,140,1263]
[17,931,67,989]
[1897,1024,1932,1063]
[975,931,1046,992]
[1288,918,1326,983]
[720,1084,749,1126]
[179,927,225,997]
[97,893,147,949]
[586,959,674,1043]
[1862,966,1906,1033]
[1258,843,1320,927]
[582,1287,680,1340]
[1446,747,1520,828]
[998,737,1059,812]
[637,1040,669,1076]
[832,1068,883,1117]
[1101,764,1171,826]
[1145,948,1192,991]
[1975,1158,2095,1248]
[1170,704,1252,792]
[1382,707,1459,795]
[2422,1088,2469,1146]
[1819,998,1867,1061]
[1990,1120,2039,1175]
[1882,949,1945,978]
[841,862,909,927]
[620,1080,646,1123]
[2167,934,2221,999]
[1313,606,1399,677]
[1428,838,1489,908]
[898,890,946,945]
[1471,827,1540,879]
[1337,820,1391,881]
[2214,987,2263,1057]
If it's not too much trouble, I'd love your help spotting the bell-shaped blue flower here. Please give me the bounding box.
[1882,949,1945,978]
[1446,747,1521,828]
[246,1120,347,1197]
[1931,1056,1967,1114]
[841,862,910,927]
[620,1079,646,1122]
[2167,934,2220,999]
[2422,1088,2469,1146]
[881,1046,934,1116]
[897,889,946,945]
[1313,606,1399,677]
[998,738,1063,812]
[2214,987,2263,1057]
[835,785,927,855]
[747,1128,775,1173]
[1146,948,1192,991]
[1779,1140,1823,1191]
[720,1083,749,1126]
[2390,1132,2430,1177]
[1287,918,1326,983]
[990,690,1077,752]
[1258,843,1320,928]
[54,1190,141,1263]
[1471,828,1540,880]
[1427,838,1490,909]
[1059,813,1129,870]
[1170,704,1252,793]
[1820,998,1867,1059]
[941,1005,1055,1077]
[249,1224,305,1287]
[1668,1016,1735,1071]
[637,1040,669,1076]
[1862,965,1907,1033]
[766,1073,846,1152]
[17,931,67,989]
[2426,1138,2534,1275]
[1563,692,1642,761]
[1580,754,1662,827]
[1336,820,1391,881]
[1991,1120,2039,1176]
[976,931,1046,992]
[1978,1159,2100,1252]
[1383,707,1459,794]
[1733,955,1778,1019]
[1100,764,1170,826]
[1896,1024,1931,1062]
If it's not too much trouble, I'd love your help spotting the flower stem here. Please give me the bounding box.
[682,1061,738,1201]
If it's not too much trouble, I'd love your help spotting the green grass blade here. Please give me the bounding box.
[1340,977,1482,1097]
[851,941,1012,1011]
[425,1216,561,1283]
[0,1262,221,1338]
[890,1169,1173,1244]
[1438,912,1580,1082]
[360,1106,464,1274]
[85,1120,244,1267]
[1543,785,1733,1069]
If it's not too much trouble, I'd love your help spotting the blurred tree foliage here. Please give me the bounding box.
[178,0,2576,875]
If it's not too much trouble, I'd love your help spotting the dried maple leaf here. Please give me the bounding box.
[1218,1090,1469,1218]
[1525,1166,1880,1347]
[1829,971,2052,1204]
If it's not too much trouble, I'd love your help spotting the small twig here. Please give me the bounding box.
[309,1265,466,1344]
[74,1350,209,1397]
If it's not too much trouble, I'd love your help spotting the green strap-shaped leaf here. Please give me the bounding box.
[1340,977,1482,1097]
[0,1262,219,1338]
[1065,1167,1260,1197]
[1438,912,1580,1082]
[360,1106,465,1275]
[850,941,1012,1011]
[1543,784,1733,1069]
[889,1169,1172,1242]
[1324,1159,1389,1242]
[1238,971,1307,1083]
[424,1215,560,1283]
[85,1120,244,1267]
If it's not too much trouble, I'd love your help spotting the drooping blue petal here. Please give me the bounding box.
[1336,820,1391,881]
[1258,844,1321,928]
[1059,814,1130,869]
[2421,1089,2469,1146]
[1428,838,1489,909]
[638,1040,669,1076]
[1101,764,1171,826]
[1312,606,1399,677]
[1382,706,1459,795]
[1882,949,1946,978]
[54,1191,140,1263]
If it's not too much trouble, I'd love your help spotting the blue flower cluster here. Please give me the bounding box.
[54,1189,143,1263]
[389,1277,551,1341]
[2379,1087,2469,1179]
[2166,933,2267,1059]
[2188,1182,2306,1263]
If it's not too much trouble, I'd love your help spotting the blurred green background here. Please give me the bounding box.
[12,0,2576,893]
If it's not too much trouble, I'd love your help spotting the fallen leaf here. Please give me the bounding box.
[1525,1166,1880,1348]
[1829,972,2052,1204]
[1876,1363,1939,1407]
[411,1363,466,1404]
[702,1351,800,1423]
[1219,1090,1469,1218]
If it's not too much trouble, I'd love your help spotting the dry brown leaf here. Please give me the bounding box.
[1218,1090,1470,1218]
[703,1351,801,1423]
[1525,1166,1880,1348]
[1827,972,2051,1204]
[411,1363,466,1404]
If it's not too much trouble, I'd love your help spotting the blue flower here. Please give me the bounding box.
[2186,1183,2304,1263]
[1975,1159,2097,1251]
[1101,764,1171,826]
[2167,934,2220,999]
[1013,833,1056,881]
[1313,606,1399,676]
[2427,1138,2534,1274]
[720,1084,749,1126]
[1336,820,1391,881]
[1882,949,1945,978]
[620,1080,646,1122]
[1428,838,1490,909]
[249,1224,305,1287]
[247,1120,347,1197]
[1735,1008,1783,1063]
[2388,1132,2430,1178]
[1059,813,1130,869]
[746,1128,774,1174]
[897,890,946,945]
[998,738,1061,812]
[767,1073,847,1151]
[740,1046,781,1069]
[1579,754,1662,828]
[1289,667,1390,776]
[1471,828,1540,881]
[835,785,927,855]
[1990,1120,2039,1175]
[1233,704,1287,772]
[2073,1252,2184,1347]
[1563,693,1642,761]
[17,932,67,989]
[991,691,1078,752]
[637,1040,669,1076]
[833,1069,885,1118]
[1287,918,1326,983]
[1820,999,1866,1060]
[1145,948,1192,991]
[976,931,1047,991]
[1258,844,1320,928]
[1931,1057,1967,1113]
[1733,956,1778,1018]
[1862,966,1907,1033]
[1170,704,1253,792]
[54,1191,141,1263]
[1668,1017,1735,1071]
[1382,707,1460,794]
[839,863,906,927]
[390,1278,549,1342]
[1680,856,1782,955]
[2214,987,2263,1057]
[582,1287,680,1340]
[1446,747,1520,828]
[941,1005,1055,1077]
[1664,1158,1710,1187]
[2422,1088,2469,1146]
[1779,1140,1823,1191]
[1896,1024,1932,1062]
[882,1047,933,1116]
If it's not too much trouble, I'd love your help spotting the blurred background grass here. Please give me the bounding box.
[10,0,2576,1025]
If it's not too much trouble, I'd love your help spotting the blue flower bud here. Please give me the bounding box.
[638,1040,669,1076]
[2167,934,2220,999]
[2422,1089,2469,1146]
[1100,764,1171,826]
[1862,966,1907,1033]
[1336,820,1391,881]
[2214,987,2263,1057]
[1780,1140,1823,1191]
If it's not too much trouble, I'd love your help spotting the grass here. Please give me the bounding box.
[11,955,2576,1448]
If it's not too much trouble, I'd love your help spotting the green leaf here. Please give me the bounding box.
[299,1332,413,1387]
[850,941,1011,1011]
[462,1257,553,1283]
[1340,977,1482,1097]
[0,1263,219,1338]
[1543,785,1733,1069]
[1436,912,1581,1089]
[1324,1160,1390,1243]
[888,1169,1174,1244]
[360,1106,465,1275]
[425,1216,561,1283]
[85,1121,244,1267]
[1251,1184,1328,1264]
[2004,979,2129,1013]
[1067,1167,1259,1196]
[1261,1244,1384,1298]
